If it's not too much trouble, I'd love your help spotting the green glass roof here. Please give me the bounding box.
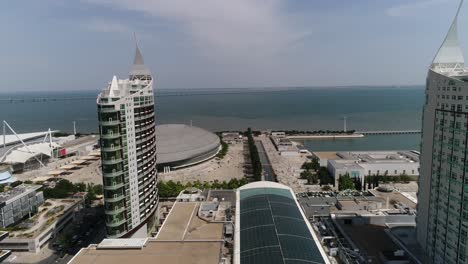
[239,187,326,264]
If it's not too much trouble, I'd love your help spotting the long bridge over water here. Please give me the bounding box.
[356,130,421,135]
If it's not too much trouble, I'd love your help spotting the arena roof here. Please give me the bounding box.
[235,182,329,264]
[156,124,220,166]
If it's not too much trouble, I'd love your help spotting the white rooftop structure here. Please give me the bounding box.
[431,0,466,73]
[3,142,60,164]
[96,238,148,249]
[0,131,58,147]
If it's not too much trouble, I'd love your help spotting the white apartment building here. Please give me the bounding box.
[97,41,158,238]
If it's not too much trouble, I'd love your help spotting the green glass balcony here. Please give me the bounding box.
[104,182,124,190]
[103,170,124,177]
[104,194,125,202]
[102,145,122,152]
[100,120,120,126]
[102,158,123,165]
[106,217,126,227]
[101,133,121,139]
[105,206,126,215]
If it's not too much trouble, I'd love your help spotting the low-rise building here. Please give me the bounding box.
[235,181,330,264]
[221,132,242,144]
[0,184,44,228]
[270,133,299,155]
[70,201,227,264]
[0,198,83,253]
[314,151,420,184]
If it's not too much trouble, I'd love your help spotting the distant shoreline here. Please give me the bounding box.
[0,85,425,94]
[288,134,365,140]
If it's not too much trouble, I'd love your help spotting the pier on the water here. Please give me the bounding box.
[357,130,421,135]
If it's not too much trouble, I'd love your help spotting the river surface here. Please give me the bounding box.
[0,86,424,151]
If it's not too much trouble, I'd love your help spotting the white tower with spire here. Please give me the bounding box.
[97,38,158,238]
[417,1,468,263]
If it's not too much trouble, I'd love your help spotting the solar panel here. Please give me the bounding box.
[239,187,326,264]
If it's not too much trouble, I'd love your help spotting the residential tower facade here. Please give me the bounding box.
[97,42,158,238]
[417,1,468,263]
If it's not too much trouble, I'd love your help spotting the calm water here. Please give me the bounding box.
[295,134,421,152]
[0,86,424,151]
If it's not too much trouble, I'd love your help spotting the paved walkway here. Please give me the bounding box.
[259,135,321,192]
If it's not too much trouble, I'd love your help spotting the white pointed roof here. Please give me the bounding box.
[129,37,152,80]
[432,0,465,69]
[109,75,119,97]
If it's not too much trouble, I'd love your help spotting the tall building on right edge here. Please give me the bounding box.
[417,0,468,263]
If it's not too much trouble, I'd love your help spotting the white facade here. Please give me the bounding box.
[0,185,43,228]
[326,151,420,179]
[417,1,468,263]
[97,42,158,238]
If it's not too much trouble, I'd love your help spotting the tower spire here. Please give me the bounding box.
[432,0,464,69]
[133,32,144,65]
[129,33,152,80]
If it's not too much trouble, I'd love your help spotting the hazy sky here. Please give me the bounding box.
[0,0,466,91]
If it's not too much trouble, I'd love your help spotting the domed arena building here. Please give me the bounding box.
[156,124,221,172]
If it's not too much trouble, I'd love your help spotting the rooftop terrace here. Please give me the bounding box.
[0,184,42,204]
[70,202,224,264]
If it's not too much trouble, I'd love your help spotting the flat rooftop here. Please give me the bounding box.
[70,202,224,264]
[7,198,82,239]
[370,189,417,209]
[71,240,221,264]
[156,202,223,241]
[0,184,42,204]
[338,223,401,264]
[312,152,341,160]
[336,151,419,164]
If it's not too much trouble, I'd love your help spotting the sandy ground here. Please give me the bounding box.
[258,135,321,193]
[15,156,102,185]
[159,143,244,184]
[59,160,102,185]
[14,136,102,185]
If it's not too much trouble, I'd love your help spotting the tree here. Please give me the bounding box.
[10,181,23,188]
[338,174,355,191]
[43,179,76,199]
[216,140,229,159]
[372,174,380,187]
[307,173,319,185]
[301,162,314,171]
[301,158,320,171]
[74,182,86,192]
[400,173,411,183]
[93,184,103,195]
[311,157,320,171]
[318,167,334,185]
[354,177,363,191]
[247,128,262,181]
[300,170,313,180]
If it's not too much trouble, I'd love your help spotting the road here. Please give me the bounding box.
[37,207,106,264]
[255,140,276,182]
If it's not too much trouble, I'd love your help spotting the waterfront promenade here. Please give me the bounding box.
[258,135,321,192]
